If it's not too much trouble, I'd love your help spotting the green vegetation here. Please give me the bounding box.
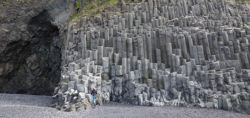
[236,0,250,3]
[227,0,250,3]
[69,0,143,22]
[70,0,119,22]
[70,0,250,22]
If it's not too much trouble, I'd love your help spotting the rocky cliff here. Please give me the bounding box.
[53,0,250,114]
[1,0,250,115]
[0,0,72,95]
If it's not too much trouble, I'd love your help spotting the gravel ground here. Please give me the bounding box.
[0,94,249,118]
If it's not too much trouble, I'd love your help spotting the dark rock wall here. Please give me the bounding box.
[0,10,61,95]
[0,0,71,95]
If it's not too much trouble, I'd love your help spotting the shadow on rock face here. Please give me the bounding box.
[0,10,61,95]
[28,10,59,39]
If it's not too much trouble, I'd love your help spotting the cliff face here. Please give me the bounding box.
[1,0,250,114]
[53,0,250,114]
[0,0,71,95]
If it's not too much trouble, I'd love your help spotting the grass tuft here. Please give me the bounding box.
[70,0,119,22]
[227,0,250,3]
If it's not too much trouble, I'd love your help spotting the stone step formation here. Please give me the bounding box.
[53,0,250,113]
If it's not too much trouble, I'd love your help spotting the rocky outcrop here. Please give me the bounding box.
[53,0,250,114]
[1,0,249,115]
[0,0,72,95]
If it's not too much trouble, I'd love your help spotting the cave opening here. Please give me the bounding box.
[0,10,61,95]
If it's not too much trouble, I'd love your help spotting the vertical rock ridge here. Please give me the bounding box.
[54,0,250,114]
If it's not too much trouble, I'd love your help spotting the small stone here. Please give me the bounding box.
[76,84,85,92]
[86,94,92,103]
[79,92,86,99]
[138,94,144,105]
[222,96,232,110]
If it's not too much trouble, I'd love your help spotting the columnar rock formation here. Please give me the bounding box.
[54,0,250,113]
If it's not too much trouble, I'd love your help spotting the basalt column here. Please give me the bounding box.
[54,0,250,114]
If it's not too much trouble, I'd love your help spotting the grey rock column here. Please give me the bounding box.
[129,13,134,28]
[105,28,110,41]
[179,34,189,59]
[142,12,147,23]
[138,37,144,60]
[114,53,120,65]
[166,43,173,68]
[142,58,149,80]
[186,62,192,76]
[117,37,122,54]
[163,75,170,90]
[103,57,110,73]
[156,49,162,64]
[97,46,103,65]
[131,56,137,71]
[187,35,194,58]
[202,32,211,60]
[191,46,199,64]
[127,58,132,74]
[127,38,133,58]
[146,32,153,62]
[197,45,205,64]
[122,58,127,75]
[240,52,250,69]
[80,31,87,59]
[152,69,157,89]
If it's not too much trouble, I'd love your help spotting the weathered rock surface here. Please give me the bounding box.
[53,0,250,114]
[0,0,72,95]
[1,0,250,115]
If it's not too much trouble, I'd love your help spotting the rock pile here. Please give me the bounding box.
[53,0,250,114]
